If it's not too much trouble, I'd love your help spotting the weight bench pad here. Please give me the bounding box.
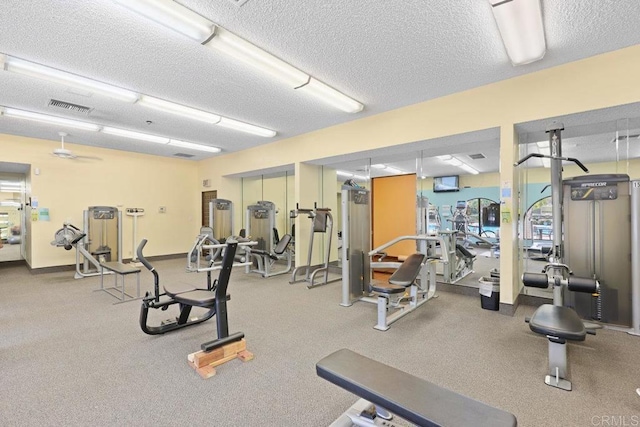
[100,262,140,275]
[173,290,216,307]
[388,253,426,286]
[371,282,406,294]
[456,244,476,260]
[529,304,586,341]
[317,349,517,427]
[164,282,207,298]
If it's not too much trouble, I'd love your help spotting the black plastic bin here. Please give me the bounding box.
[479,277,500,311]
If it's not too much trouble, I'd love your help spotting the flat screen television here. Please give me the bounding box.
[433,175,460,192]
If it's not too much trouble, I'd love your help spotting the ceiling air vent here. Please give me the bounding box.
[48,99,92,115]
[173,153,195,158]
[468,153,486,160]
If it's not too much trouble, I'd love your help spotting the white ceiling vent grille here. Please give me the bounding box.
[228,0,251,6]
[173,153,195,158]
[468,153,486,160]
[48,99,93,114]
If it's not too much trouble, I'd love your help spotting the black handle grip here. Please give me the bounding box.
[514,153,544,166]
[566,157,589,173]
[136,239,153,271]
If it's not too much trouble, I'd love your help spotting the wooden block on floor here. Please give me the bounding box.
[187,339,253,379]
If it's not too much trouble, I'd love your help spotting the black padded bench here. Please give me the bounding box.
[317,349,517,427]
[371,253,426,294]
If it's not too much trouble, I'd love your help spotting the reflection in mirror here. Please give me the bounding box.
[0,173,26,262]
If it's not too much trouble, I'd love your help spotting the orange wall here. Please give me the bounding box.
[372,174,416,257]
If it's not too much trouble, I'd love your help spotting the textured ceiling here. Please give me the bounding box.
[1,1,640,162]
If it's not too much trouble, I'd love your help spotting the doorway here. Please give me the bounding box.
[0,162,29,263]
[201,190,217,227]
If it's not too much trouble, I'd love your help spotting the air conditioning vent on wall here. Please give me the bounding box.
[48,99,93,114]
[203,179,211,187]
[173,153,195,158]
[468,153,486,160]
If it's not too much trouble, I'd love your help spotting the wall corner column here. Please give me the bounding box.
[499,124,520,305]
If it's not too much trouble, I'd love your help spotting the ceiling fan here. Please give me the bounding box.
[52,132,101,160]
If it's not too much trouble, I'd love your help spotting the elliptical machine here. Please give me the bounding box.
[516,122,601,391]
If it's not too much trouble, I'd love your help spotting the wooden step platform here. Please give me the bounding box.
[187,338,254,379]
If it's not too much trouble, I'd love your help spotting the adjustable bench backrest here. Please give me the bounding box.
[317,349,517,427]
[388,253,426,286]
[273,233,292,255]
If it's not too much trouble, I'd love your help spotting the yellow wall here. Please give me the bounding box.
[0,133,199,268]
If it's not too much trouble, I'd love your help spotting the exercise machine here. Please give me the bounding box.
[245,201,277,253]
[317,349,517,427]
[290,204,341,288]
[138,237,255,335]
[447,200,499,255]
[516,122,601,391]
[341,184,447,329]
[209,199,234,244]
[437,230,475,283]
[248,233,292,278]
[51,206,122,279]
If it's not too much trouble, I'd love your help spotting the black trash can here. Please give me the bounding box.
[479,276,500,311]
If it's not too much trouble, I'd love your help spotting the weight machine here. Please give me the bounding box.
[290,203,341,288]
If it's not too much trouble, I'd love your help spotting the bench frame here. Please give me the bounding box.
[370,256,438,331]
[98,261,141,304]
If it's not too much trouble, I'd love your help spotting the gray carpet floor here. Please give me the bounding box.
[1,259,639,426]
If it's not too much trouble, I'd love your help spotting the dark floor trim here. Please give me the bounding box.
[0,259,27,269]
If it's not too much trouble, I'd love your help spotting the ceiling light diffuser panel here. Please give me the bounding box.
[489,0,546,65]
[1,107,101,131]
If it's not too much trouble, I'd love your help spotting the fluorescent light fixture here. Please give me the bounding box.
[217,117,276,138]
[436,155,452,161]
[169,139,220,153]
[352,174,368,181]
[536,141,549,148]
[206,27,308,87]
[337,171,354,177]
[102,127,169,144]
[460,164,479,175]
[296,78,364,114]
[1,107,101,131]
[112,0,363,113]
[137,96,221,123]
[489,0,546,65]
[384,166,403,174]
[3,56,139,102]
[112,0,214,42]
[371,164,386,169]
[447,158,463,167]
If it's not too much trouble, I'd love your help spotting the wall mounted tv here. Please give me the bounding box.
[433,175,460,192]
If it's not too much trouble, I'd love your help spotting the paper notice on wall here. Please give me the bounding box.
[31,197,38,208]
[31,211,38,222]
[38,208,50,221]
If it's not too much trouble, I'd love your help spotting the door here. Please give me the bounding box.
[202,190,217,227]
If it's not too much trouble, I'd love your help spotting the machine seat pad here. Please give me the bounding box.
[388,253,425,286]
[100,262,140,275]
[529,304,586,341]
[164,282,207,298]
[456,244,476,260]
[371,282,406,294]
[317,349,517,427]
[172,290,216,307]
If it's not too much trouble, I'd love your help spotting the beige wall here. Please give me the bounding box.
[0,133,199,268]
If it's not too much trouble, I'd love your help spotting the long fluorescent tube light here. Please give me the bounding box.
[102,127,170,144]
[168,139,220,153]
[113,0,364,113]
[206,27,308,87]
[384,166,403,174]
[371,164,386,169]
[137,96,221,124]
[536,141,549,148]
[112,0,214,42]
[296,78,364,114]
[460,164,479,175]
[2,56,139,102]
[489,0,546,65]
[446,158,463,167]
[436,155,452,161]
[337,171,353,177]
[1,107,101,132]
[217,117,276,138]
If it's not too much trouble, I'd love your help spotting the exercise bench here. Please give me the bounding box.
[98,261,141,304]
[317,349,517,427]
